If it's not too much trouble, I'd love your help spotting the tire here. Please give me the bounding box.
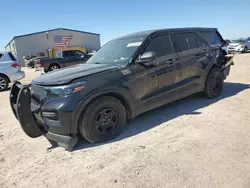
[0,75,9,92]
[203,68,224,98]
[49,64,60,71]
[79,96,127,143]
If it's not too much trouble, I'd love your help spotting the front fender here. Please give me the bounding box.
[70,86,137,133]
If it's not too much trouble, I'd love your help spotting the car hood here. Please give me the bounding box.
[33,63,118,86]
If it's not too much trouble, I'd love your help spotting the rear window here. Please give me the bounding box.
[200,30,223,45]
[8,52,17,61]
[56,51,61,57]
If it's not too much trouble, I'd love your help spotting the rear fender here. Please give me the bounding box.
[204,53,234,83]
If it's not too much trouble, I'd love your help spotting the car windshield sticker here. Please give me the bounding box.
[127,42,142,47]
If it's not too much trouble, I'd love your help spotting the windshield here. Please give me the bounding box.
[86,36,145,65]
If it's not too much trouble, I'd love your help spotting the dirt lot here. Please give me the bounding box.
[0,54,250,188]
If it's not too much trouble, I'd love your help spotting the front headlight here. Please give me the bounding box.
[45,82,87,97]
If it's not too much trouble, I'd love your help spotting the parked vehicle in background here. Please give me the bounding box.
[0,51,25,91]
[35,49,91,72]
[10,27,234,151]
[227,38,250,53]
[47,47,87,58]
[25,56,47,68]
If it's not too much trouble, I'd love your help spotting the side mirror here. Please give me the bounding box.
[136,52,156,63]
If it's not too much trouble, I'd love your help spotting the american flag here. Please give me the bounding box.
[54,35,72,48]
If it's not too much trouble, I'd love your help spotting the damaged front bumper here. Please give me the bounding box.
[9,82,78,151]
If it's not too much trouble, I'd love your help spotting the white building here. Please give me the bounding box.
[5,28,101,66]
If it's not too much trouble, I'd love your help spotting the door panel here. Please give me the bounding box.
[177,50,202,89]
[124,64,155,106]
[142,54,179,103]
[125,33,182,113]
[171,32,209,93]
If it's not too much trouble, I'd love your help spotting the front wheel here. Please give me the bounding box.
[79,96,127,143]
[203,68,224,98]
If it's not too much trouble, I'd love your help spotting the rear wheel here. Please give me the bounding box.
[79,96,126,143]
[49,64,60,71]
[0,75,9,92]
[203,68,224,98]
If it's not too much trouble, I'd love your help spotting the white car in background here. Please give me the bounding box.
[227,38,250,53]
[0,51,25,91]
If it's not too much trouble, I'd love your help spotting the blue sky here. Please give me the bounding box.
[0,0,249,49]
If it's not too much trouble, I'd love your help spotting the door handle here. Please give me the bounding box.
[166,59,176,64]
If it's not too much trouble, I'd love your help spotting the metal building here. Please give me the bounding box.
[5,28,101,66]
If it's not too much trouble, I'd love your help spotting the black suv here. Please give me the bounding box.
[10,28,233,151]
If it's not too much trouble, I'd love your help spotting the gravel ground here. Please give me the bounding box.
[0,54,250,188]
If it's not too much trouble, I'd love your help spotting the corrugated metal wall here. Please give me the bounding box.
[14,29,101,66]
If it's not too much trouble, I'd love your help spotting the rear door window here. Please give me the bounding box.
[174,33,199,52]
[8,52,17,61]
[0,54,3,59]
[144,35,174,57]
[186,34,199,49]
[195,33,208,47]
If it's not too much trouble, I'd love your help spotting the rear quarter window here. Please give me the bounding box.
[200,30,223,45]
[8,52,17,61]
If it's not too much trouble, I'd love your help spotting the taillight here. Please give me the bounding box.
[11,63,21,68]
[36,60,43,67]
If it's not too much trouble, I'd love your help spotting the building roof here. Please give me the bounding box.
[5,28,100,48]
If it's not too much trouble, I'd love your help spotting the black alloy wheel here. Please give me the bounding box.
[204,68,224,98]
[79,96,126,143]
